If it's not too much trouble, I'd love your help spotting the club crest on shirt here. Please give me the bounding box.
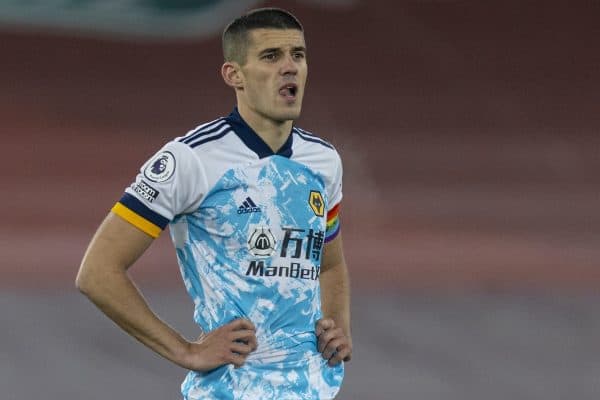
[308,190,325,217]
[247,226,277,257]
[144,151,176,183]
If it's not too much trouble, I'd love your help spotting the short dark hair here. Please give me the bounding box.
[222,8,303,65]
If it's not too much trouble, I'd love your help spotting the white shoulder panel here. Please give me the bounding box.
[291,128,343,209]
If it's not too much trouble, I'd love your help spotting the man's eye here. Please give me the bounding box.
[293,52,305,59]
[263,53,276,60]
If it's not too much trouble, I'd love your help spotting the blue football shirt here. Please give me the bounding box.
[113,108,344,399]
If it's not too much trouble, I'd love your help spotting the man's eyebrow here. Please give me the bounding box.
[258,47,281,56]
[257,46,306,55]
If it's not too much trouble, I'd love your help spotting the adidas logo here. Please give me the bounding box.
[237,197,261,214]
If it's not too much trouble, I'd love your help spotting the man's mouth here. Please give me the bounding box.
[279,84,298,99]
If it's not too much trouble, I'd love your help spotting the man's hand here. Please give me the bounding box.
[316,318,352,367]
[179,318,258,372]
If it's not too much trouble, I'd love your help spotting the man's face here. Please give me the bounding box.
[237,28,307,123]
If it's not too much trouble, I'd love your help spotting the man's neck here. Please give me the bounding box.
[237,103,293,153]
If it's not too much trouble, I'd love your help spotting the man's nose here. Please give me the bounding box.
[280,54,298,75]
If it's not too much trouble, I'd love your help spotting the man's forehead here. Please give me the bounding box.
[247,29,306,51]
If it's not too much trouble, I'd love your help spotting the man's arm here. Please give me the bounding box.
[317,232,352,366]
[75,212,257,371]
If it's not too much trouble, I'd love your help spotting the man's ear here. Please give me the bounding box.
[221,62,243,89]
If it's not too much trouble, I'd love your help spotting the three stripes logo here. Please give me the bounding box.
[237,197,261,214]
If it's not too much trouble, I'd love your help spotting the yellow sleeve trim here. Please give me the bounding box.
[111,202,162,238]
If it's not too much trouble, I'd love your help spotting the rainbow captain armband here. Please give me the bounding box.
[111,193,169,238]
[325,203,341,243]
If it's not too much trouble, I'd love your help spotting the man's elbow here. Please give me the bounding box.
[75,263,97,296]
[75,269,89,295]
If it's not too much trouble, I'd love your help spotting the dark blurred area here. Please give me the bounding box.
[2,1,600,399]
[2,0,600,290]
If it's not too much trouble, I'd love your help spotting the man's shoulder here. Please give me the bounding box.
[292,126,336,152]
[174,116,234,150]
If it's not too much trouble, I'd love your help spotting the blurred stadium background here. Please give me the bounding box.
[2,0,600,399]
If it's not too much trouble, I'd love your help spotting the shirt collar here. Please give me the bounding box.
[225,107,294,159]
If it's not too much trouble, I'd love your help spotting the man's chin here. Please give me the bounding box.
[276,107,302,122]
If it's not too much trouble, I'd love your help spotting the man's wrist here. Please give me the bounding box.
[169,335,193,368]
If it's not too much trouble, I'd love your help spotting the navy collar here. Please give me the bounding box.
[225,107,293,159]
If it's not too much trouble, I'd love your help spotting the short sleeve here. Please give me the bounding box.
[111,141,207,238]
[325,150,343,243]
[327,150,343,209]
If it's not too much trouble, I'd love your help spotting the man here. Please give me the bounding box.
[76,7,352,399]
